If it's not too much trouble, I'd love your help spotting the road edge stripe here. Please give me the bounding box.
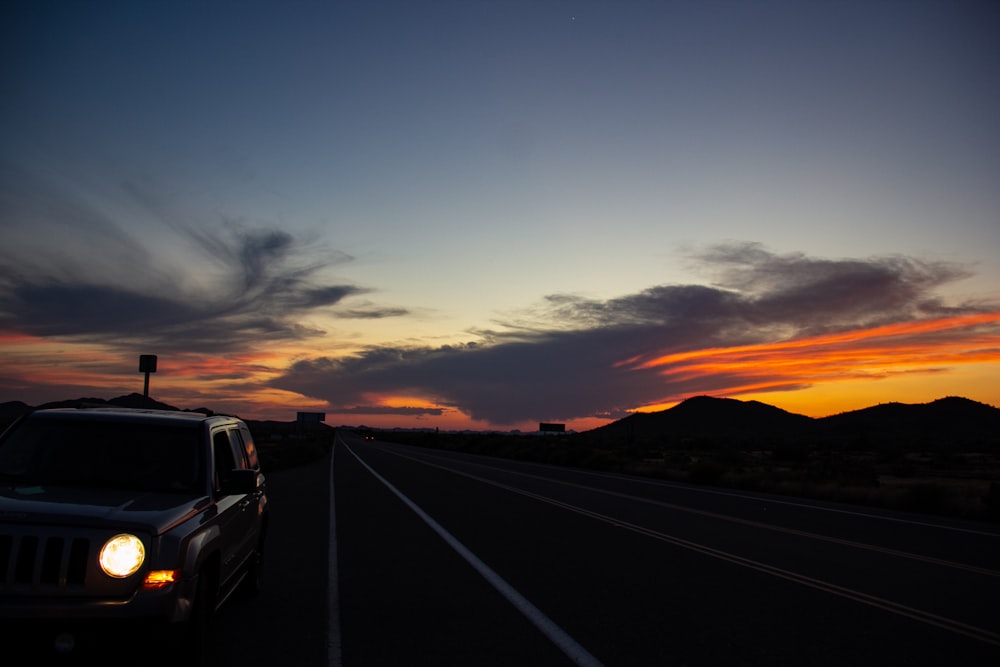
[328,439,343,667]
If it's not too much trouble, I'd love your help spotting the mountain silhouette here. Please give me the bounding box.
[31,393,183,412]
[592,395,814,439]
[3,394,998,445]
[817,396,1000,440]
[0,394,216,432]
[591,395,1000,444]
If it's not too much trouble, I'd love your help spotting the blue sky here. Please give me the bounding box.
[2,1,998,430]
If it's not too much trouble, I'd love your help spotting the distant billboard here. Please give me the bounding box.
[297,412,326,423]
[539,422,565,433]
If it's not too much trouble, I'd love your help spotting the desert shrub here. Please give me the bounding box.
[688,460,728,485]
[875,440,906,464]
[899,482,949,514]
[771,441,808,463]
[982,483,1000,521]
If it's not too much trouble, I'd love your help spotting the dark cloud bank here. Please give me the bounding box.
[271,243,990,425]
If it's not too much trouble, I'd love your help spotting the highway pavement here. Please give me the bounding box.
[216,429,1000,666]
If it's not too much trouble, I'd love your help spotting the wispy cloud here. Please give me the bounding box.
[2,178,996,426]
[0,172,406,355]
[272,243,999,425]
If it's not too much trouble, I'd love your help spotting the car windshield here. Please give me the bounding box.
[0,417,204,494]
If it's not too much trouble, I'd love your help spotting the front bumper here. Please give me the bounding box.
[0,614,189,660]
[0,575,197,623]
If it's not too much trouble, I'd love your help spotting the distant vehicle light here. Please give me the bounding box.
[99,534,145,578]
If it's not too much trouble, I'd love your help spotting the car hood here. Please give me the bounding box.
[0,484,209,535]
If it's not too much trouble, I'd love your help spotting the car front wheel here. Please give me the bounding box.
[180,570,215,667]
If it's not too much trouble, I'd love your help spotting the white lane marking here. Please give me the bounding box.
[328,442,343,667]
[399,445,1000,538]
[381,447,1000,577]
[343,441,606,667]
[379,445,1000,648]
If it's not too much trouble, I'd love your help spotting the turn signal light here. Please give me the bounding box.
[143,570,178,588]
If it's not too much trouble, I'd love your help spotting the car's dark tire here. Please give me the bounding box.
[182,570,215,667]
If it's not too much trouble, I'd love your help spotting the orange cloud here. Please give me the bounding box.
[629,312,1000,414]
[639,313,1000,370]
[4,309,998,429]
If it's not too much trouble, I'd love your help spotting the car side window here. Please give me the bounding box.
[212,431,237,493]
[237,425,259,470]
[228,429,250,469]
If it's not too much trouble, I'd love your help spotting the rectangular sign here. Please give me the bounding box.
[539,422,565,433]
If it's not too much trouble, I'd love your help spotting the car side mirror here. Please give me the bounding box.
[221,468,258,495]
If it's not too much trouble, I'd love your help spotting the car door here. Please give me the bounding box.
[211,429,256,587]
[228,427,265,551]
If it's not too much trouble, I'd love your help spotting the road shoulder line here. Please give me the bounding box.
[328,439,343,667]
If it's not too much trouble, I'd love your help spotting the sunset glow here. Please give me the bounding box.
[2,2,998,432]
[638,313,1000,373]
[629,313,1000,417]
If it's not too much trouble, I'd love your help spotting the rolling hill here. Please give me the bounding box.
[590,395,1000,445]
[3,393,999,446]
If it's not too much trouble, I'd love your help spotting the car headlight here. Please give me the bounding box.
[99,533,145,578]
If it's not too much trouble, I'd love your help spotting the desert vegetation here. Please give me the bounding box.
[4,394,997,523]
[369,397,1000,524]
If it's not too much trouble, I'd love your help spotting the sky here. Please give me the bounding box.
[1,0,998,432]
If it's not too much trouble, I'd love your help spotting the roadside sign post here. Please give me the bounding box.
[138,355,158,398]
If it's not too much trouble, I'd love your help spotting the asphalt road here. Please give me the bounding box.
[215,430,1000,666]
[211,442,331,667]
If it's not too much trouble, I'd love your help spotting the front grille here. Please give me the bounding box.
[0,533,91,593]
